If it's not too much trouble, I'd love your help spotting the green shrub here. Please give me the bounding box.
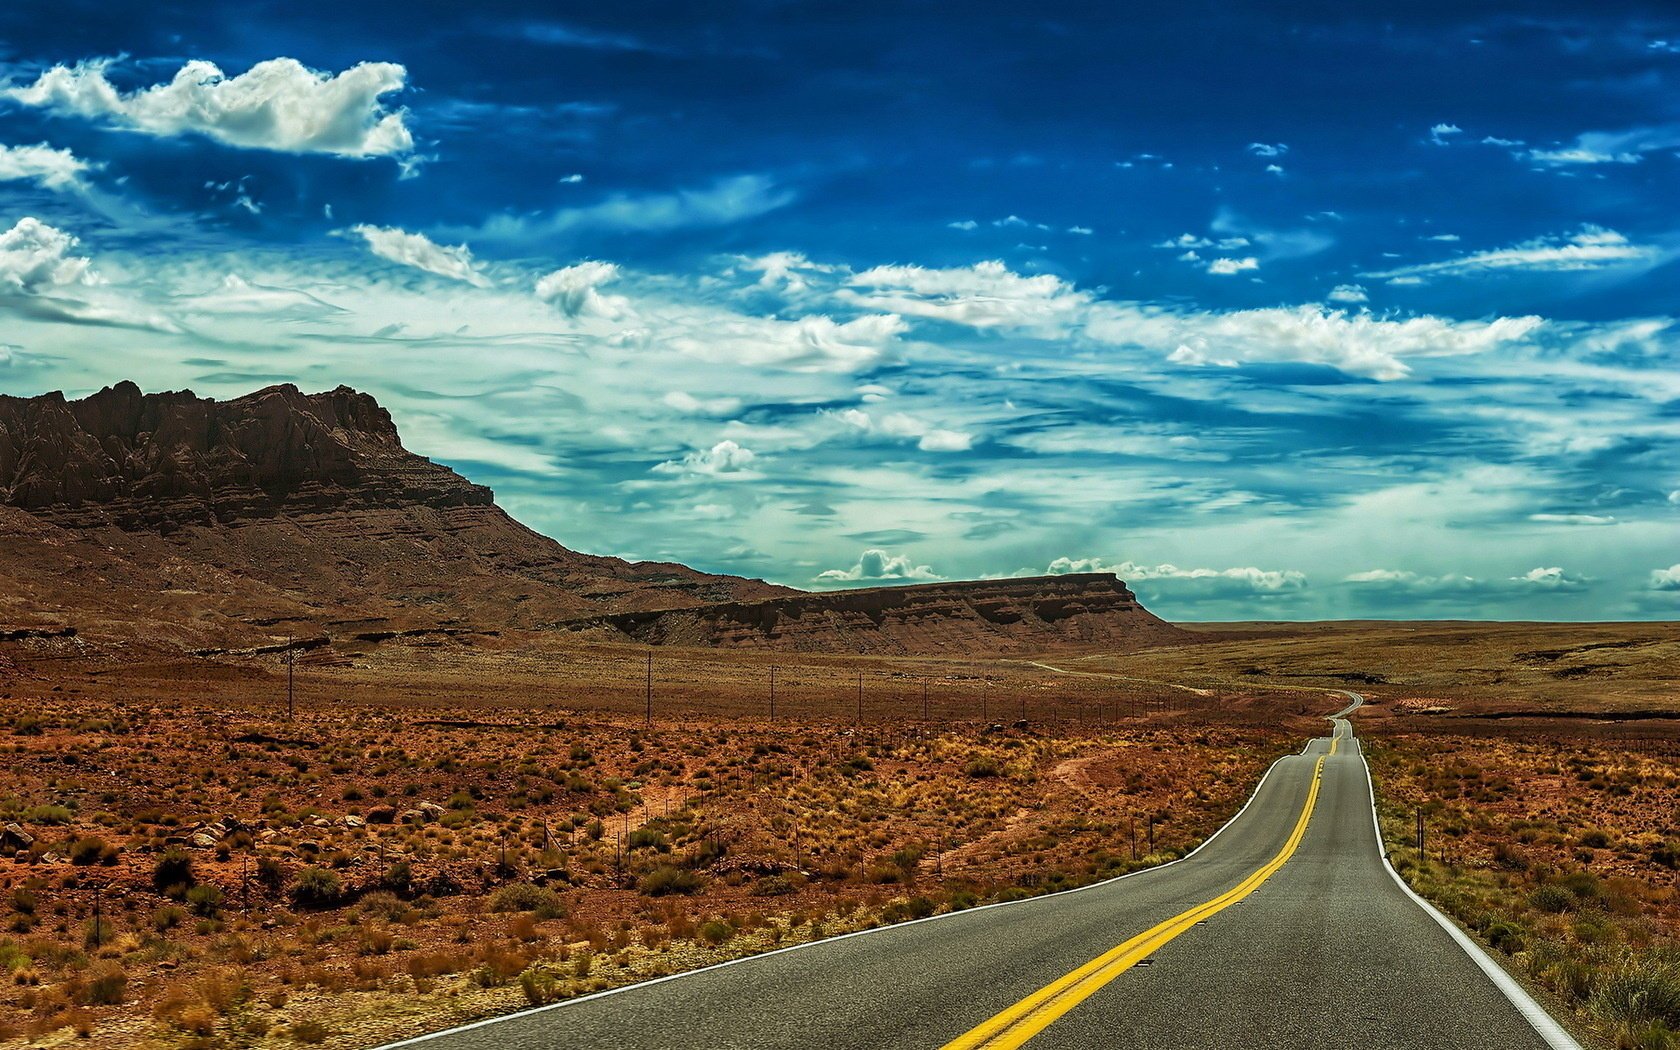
[1484,920,1525,954]
[639,866,703,897]
[84,961,127,1005]
[1591,952,1680,1042]
[697,919,733,945]
[153,848,196,897]
[964,755,1003,778]
[518,964,563,1005]
[22,804,72,825]
[291,867,344,908]
[68,837,111,866]
[187,884,224,918]
[487,882,565,919]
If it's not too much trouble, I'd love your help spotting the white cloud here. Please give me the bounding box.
[844,260,1088,331]
[1429,123,1462,145]
[947,220,978,231]
[662,391,742,416]
[652,439,757,477]
[816,548,941,583]
[0,217,95,292]
[1343,567,1587,593]
[1651,565,1680,591]
[1667,491,1680,506]
[1113,560,1306,592]
[736,250,836,294]
[1206,256,1259,275]
[0,142,93,191]
[1363,227,1658,281]
[1527,125,1680,166]
[535,260,628,318]
[1247,142,1288,157]
[560,173,585,184]
[347,225,488,286]
[1067,226,1093,235]
[1142,305,1542,380]
[177,273,341,318]
[1528,513,1615,525]
[472,174,794,242]
[1327,284,1368,303]
[666,312,905,372]
[840,409,974,452]
[7,57,413,158]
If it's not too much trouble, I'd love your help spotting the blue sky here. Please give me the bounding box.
[0,1,1676,620]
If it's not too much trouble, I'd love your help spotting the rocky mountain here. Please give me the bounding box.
[0,381,1183,655]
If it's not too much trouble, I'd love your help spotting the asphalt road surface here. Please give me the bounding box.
[385,694,1578,1050]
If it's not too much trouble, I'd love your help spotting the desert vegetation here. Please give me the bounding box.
[1370,727,1680,1050]
[0,641,1309,1048]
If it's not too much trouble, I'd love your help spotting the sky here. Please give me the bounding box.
[0,0,1676,621]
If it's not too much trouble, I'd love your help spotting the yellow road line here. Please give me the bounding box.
[942,752,1329,1050]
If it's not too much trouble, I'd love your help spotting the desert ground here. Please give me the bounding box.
[1,620,1677,1048]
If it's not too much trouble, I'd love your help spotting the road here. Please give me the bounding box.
[384,693,1578,1050]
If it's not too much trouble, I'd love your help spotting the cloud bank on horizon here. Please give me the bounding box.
[0,0,1676,621]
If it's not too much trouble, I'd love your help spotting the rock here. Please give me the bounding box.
[417,802,445,818]
[190,833,217,849]
[364,806,397,825]
[296,840,321,854]
[342,815,365,828]
[0,823,34,852]
[399,810,424,825]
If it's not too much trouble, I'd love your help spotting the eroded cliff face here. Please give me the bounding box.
[0,381,491,527]
[567,574,1191,655]
[0,382,788,645]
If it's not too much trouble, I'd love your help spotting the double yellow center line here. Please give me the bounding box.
[942,744,1333,1050]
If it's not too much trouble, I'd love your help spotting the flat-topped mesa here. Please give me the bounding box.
[0,381,491,528]
[567,572,1191,655]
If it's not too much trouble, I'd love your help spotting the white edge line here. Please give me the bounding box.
[376,732,1321,1048]
[1354,739,1583,1050]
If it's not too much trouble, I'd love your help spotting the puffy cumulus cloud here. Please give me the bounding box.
[0,142,93,191]
[1046,556,1124,575]
[816,548,941,583]
[837,409,973,452]
[0,217,95,292]
[1343,567,1588,593]
[346,225,488,287]
[1429,123,1462,145]
[535,261,628,319]
[1141,305,1542,381]
[843,260,1089,331]
[1115,561,1306,592]
[7,58,413,158]
[1651,565,1680,591]
[666,312,905,372]
[1327,284,1368,304]
[1206,256,1259,276]
[651,439,758,477]
[0,217,173,330]
[1363,227,1658,281]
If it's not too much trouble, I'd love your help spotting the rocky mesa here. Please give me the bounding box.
[0,381,1185,655]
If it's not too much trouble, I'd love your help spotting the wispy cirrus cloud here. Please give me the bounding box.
[466,174,796,243]
[1363,226,1660,281]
